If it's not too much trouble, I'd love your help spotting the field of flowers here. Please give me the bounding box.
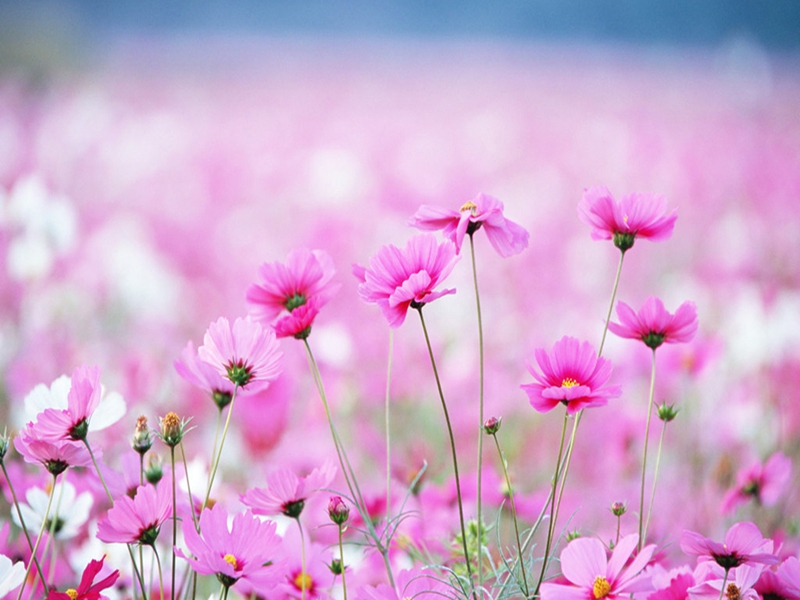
[0,38,799,599]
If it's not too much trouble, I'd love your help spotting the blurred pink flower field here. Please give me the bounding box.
[0,36,799,599]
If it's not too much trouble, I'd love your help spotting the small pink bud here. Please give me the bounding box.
[483,416,502,435]
[328,495,350,526]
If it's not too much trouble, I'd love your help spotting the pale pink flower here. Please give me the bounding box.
[409,193,529,257]
[680,521,779,570]
[358,233,459,327]
[721,452,792,514]
[578,186,677,251]
[32,365,104,441]
[96,483,172,545]
[174,340,237,408]
[241,460,336,519]
[608,297,698,350]
[687,563,763,600]
[521,336,622,415]
[198,316,283,391]
[13,423,92,475]
[540,534,655,599]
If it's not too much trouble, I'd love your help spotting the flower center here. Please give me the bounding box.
[225,359,254,387]
[293,571,313,591]
[66,589,78,600]
[282,499,305,519]
[460,201,478,214]
[593,576,611,599]
[725,583,741,600]
[561,377,579,388]
[284,293,307,312]
[223,554,238,570]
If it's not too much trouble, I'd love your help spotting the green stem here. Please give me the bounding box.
[638,349,658,551]
[16,474,57,600]
[385,330,394,543]
[415,307,475,595]
[153,545,165,600]
[171,446,177,600]
[179,441,200,532]
[550,412,580,551]
[203,386,239,510]
[598,251,626,358]
[644,416,668,546]
[296,519,307,600]
[491,433,528,598]
[717,569,729,600]
[338,525,348,600]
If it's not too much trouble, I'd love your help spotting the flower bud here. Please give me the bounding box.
[483,416,502,435]
[657,402,679,422]
[328,495,350,526]
[145,454,163,485]
[328,559,345,575]
[0,429,9,461]
[132,416,153,455]
[610,501,627,517]
[158,412,189,448]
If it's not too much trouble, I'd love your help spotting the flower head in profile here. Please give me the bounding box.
[540,534,655,599]
[521,336,622,415]
[14,423,93,475]
[14,480,93,540]
[0,553,26,598]
[721,452,792,515]
[96,483,172,546]
[176,505,283,590]
[175,340,236,409]
[358,233,459,328]
[680,521,779,570]
[242,460,336,519]
[578,186,677,251]
[609,297,698,350]
[46,556,119,600]
[246,249,340,339]
[198,316,283,390]
[410,193,529,257]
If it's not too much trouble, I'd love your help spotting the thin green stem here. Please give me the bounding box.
[1,461,47,591]
[551,412,580,551]
[179,441,200,532]
[415,307,475,595]
[153,545,165,600]
[170,446,177,600]
[638,349,658,551]
[615,514,622,547]
[221,584,230,600]
[644,417,668,546]
[16,474,57,600]
[491,433,528,598]
[385,330,394,542]
[296,519,307,600]
[468,233,486,595]
[717,569,730,600]
[598,251,626,358]
[203,386,239,510]
[338,525,348,600]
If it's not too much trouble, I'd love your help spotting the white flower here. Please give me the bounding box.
[12,481,93,540]
[0,554,26,597]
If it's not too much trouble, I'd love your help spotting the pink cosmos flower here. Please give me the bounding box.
[96,483,172,545]
[271,297,321,340]
[647,571,695,600]
[540,534,655,600]
[578,186,677,251]
[754,558,800,600]
[246,248,340,338]
[358,233,459,328]
[721,452,792,514]
[32,365,104,441]
[687,563,763,600]
[174,340,237,409]
[680,521,779,570]
[521,336,622,415]
[198,316,283,391]
[13,423,92,475]
[241,460,336,519]
[608,297,699,350]
[46,556,119,600]
[176,505,283,591]
[409,193,529,257]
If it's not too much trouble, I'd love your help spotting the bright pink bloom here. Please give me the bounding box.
[578,186,677,251]
[680,521,779,570]
[648,571,695,600]
[358,233,459,328]
[32,365,103,441]
[755,558,800,600]
[409,193,529,257]
[46,556,119,600]
[271,297,321,340]
[246,248,340,337]
[521,336,622,415]
[198,316,283,391]
[608,297,698,350]
[176,505,283,590]
[721,452,792,514]
[96,483,172,545]
[687,563,763,600]
[13,423,92,475]
[540,534,655,600]
[241,460,336,519]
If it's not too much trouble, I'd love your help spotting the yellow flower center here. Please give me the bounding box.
[294,571,313,591]
[725,583,741,600]
[593,576,611,599]
[66,590,78,600]
[562,377,579,388]
[223,554,237,569]
[623,214,629,223]
[460,201,478,214]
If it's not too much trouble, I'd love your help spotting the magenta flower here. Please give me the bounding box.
[721,452,792,514]
[755,558,800,600]
[176,505,283,590]
[174,340,237,409]
[680,521,779,570]
[578,186,677,251]
[246,248,340,338]
[198,316,283,391]
[46,556,119,600]
[521,336,622,415]
[358,233,459,328]
[241,460,336,519]
[271,298,321,340]
[409,193,529,257]
[540,534,655,599]
[96,483,172,545]
[13,423,92,475]
[608,297,699,350]
[32,365,104,441]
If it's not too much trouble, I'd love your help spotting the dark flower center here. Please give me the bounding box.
[69,418,89,441]
[642,331,666,350]
[137,524,161,546]
[713,552,744,570]
[613,231,636,252]
[466,221,483,235]
[226,359,254,387]
[45,459,69,476]
[44,516,65,534]
[284,293,307,312]
[283,499,305,519]
[212,390,233,410]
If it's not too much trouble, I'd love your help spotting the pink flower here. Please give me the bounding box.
[521,336,622,415]
[96,483,172,545]
[355,567,453,599]
[46,556,119,600]
[540,534,655,599]
[409,193,529,257]
[271,298,321,340]
[174,340,236,409]
[578,186,677,251]
[176,505,283,590]
[680,521,779,570]
[358,233,459,328]
[198,316,283,390]
[721,452,792,514]
[755,558,800,600]
[241,460,336,519]
[608,297,699,350]
[246,248,340,338]
[13,423,92,475]
[648,571,695,600]
[687,564,763,600]
[32,365,103,441]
